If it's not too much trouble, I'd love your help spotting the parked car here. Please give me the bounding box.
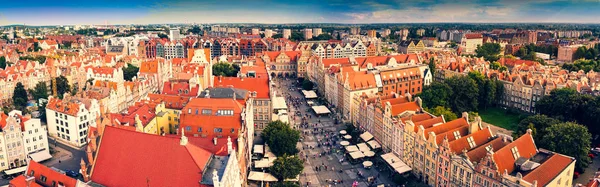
[65,170,80,178]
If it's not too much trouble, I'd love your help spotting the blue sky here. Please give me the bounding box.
[1,0,600,25]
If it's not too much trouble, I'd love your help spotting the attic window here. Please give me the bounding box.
[467,137,476,148]
[511,147,520,160]
[453,131,461,139]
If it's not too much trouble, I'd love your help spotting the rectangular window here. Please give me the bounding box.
[185,126,192,131]
[202,109,212,115]
[214,128,223,133]
[467,137,476,148]
[197,127,202,132]
[511,147,520,159]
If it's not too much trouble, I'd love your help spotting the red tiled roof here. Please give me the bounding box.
[91,126,213,187]
[423,118,469,140]
[412,116,445,132]
[401,113,433,123]
[391,101,421,116]
[9,175,43,187]
[465,33,483,39]
[147,94,191,110]
[214,77,270,99]
[466,137,510,163]
[493,133,538,175]
[523,153,574,186]
[162,82,200,97]
[23,160,78,187]
[110,103,156,127]
[449,127,493,154]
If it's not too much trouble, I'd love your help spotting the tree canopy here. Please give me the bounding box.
[445,75,479,113]
[290,32,305,41]
[269,155,304,181]
[30,82,49,101]
[514,114,560,141]
[262,120,301,156]
[418,82,453,109]
[53,76,71,98]
[272,33,284,39]
[562,59,600,73]
[475,43,502,62]
[0,56,6,69]
[301,79,314,90]
[212,62,240,77]
[427,106,457,121]
[12,82,28,109]
[122,63,140,81]
[539,122,591,172]
[536,88,600,135]
[312,34,333,41]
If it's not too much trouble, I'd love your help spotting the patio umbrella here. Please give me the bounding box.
[363,161,373,168]
[344,135,352,139]
[340,141,350,146]
[339,130,347,135]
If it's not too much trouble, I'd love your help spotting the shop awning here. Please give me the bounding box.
[360,132,374,142]
[357,143,370,152]
[264,145,276,158]
[380,153,411,174]
[367,140,381,149]
[248,171,278,182]
[345,145,359,152]
[349,151,365,159]
[29,151,52,162]
[312,105,331,114]
[254,157,276,168]
[272,96,287,110]
[302,90,318,99]
[253,145,264,154]
[4,166,27,175]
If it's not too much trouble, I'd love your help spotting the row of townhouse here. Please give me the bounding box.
[0,60,52,103]
[309,40,376,58]
[0,110,49,172]
[355,92,576,187]
[432,52,600,113]
[202,38,268,58]
[307,54,431,122]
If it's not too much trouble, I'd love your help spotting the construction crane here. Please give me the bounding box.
[52,78,57,97]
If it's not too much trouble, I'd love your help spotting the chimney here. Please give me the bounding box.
[526,129,533,135]
[227,136,233,154]
[25,176,35,187]
[213,137,217,145]
[180,127,188,146]
[461,112,469,123]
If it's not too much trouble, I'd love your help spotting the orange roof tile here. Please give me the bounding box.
[401,113,433,123]
[412,116,445,132]
[24,160,78,187]
[423,118,469,140]
[391,101,421,116]
[493,133,538,175]
[466,137,510,163]
[214,77,270,99]
[522,154,575,186]
[449,127,493,154]
[91,126,214,187]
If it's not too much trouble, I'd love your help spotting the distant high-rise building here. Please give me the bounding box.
[367,30,377,38]
[169,29,180,40]
[350,27,361,35]
[381,29,391,37]
[283,29,291,39]
[313,28,322,37]
[251,28,260,35]
[304,29,313,40]
[265,29,273,38]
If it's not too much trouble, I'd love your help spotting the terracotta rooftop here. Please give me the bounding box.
[522,153,575,186]
[493,133,538,175]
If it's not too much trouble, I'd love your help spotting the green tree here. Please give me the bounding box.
[428,58,435,77]
[12,82,28,109]
[53,76,71,98]
[539,122,591,172]
[262,120,301,156]
[272,33,284,39]
[271,182,300,187]
[313,34,333,40]
[30,82,49,101]
[573,47,587,60]
[189,26,201,34]
[122,63,140,81]
[0,56,6,69]
[290,32,304,41]
[212,62,239,77]
[515,115,560,141]
[475,43,502,62]
[158,33,169,39]
[427,106,457,121]
[269,155,304,181]
[445,76,479,113]
[301,79,314,90]
[418,82,453,109]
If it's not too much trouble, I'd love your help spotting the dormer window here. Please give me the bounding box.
[467,137,476,148]
[511,147,520,159]
[453,131,461,139]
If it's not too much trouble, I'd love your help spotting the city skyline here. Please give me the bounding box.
[1,0,600,26]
